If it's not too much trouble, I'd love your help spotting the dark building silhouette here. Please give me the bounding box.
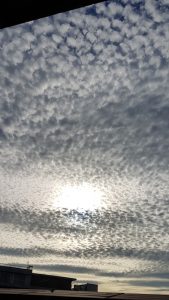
[31,273,75,291]
[74,283,98,292]
[0,265,32,288]
[0,265,76,291]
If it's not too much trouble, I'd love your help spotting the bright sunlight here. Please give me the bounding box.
[54,183,103,211]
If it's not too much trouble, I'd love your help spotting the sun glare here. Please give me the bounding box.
[54,183,103,211]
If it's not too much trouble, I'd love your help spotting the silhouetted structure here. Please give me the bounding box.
[0,265,75,291]
[0,289,169,300]
[31,273,75,291]
[0,265,32,288]
[74,283,98,292]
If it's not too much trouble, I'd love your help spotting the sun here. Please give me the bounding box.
[54,182,103,211]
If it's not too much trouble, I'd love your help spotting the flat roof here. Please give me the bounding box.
[32,273,76,282]
[0,289,168,299]
[0,265,32,275]
[0,265,76,281]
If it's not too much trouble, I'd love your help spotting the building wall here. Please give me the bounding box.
[0,270,31,288]
[74,283,98,292]
[0,266,75,290]
[31,274,72,290]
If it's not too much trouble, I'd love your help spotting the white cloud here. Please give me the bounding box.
[107,2,124,16]
[0,0,169,293]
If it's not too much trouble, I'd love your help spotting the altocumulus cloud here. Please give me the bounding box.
[0,0,169,294]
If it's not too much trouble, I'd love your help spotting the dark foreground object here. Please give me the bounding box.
[0,265,75,290]
[0,289,169,300]
[0,0,105,29]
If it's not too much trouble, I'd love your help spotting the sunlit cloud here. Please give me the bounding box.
[52,182,104,211]
[0,0,169,294]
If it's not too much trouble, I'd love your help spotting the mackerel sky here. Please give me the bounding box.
[0,0,169,294]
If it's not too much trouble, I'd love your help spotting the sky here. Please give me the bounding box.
[0,0,169,294]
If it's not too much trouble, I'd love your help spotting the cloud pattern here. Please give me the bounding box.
[0,0,169,294]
